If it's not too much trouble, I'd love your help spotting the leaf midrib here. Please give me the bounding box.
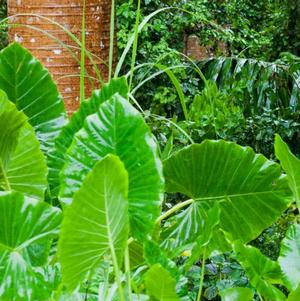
[192,190,287,202]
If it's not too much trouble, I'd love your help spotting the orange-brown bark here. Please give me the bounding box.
[8,0,112,114]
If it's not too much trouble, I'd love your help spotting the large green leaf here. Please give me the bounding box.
[48,77,128,196]
[0,43,67,155]
[58,155,129,291]
[234,242,285,301]
[145,264,180,301]
[287,284,300,301]
[278,224,300,291]
[0,90,26,170]
[0,90,48,200]
[275,134,300,209]
[163,141,291,253]
[0,191,62,301]
[220,287,254,301]
[60,94,164,240]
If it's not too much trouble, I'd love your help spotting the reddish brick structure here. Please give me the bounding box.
[8,0,113,115]
[184,33,229,61]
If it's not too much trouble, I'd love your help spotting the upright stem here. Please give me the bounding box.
[110,243,125,301]
[125,244,133,301]
[128,0,141,90]
[196,249,206,301]
[108,0,115,81]
[80,0,86,102]
[258,293,264,301]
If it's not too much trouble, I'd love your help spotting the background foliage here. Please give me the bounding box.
[0,1,299,300]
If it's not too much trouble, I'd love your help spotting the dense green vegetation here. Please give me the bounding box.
[0,1,299,300]
[0,43,299,301]
[116,0,300,157]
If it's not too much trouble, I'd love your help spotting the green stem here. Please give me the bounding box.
[155,199,194,224]
[125,244,133,301]
[80,0,86,102]
[110,242,125,301]
[128,0,141,90]
[99,265,110,301]
[108,0,115,81]
[258,293,264,301]
[196,249,206,301]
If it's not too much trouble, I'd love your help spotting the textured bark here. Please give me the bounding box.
[8,0,112,114]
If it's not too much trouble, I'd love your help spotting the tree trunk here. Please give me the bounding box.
[8,0,112,114]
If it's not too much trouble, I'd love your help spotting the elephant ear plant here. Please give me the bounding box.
[0,43,299,301]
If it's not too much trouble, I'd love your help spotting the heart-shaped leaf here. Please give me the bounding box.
[162,141,292,253]
[60,94,164,240]
[0,191,62,301]
[0,91,48,200]
[234,242,285,301]
[0,43,67,156]
[48,77,128,196]
[278,224,300,291]
[58,155,129,291]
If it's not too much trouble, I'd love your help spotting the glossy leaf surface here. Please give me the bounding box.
[278,223,300,291]
[60,94,164,240]
[59,155,129,291]
[0,191,62,301]
[48,77,128,196]
[145,264,180,301]
[0,43,67,155]
[163,141,291,252]
[234,242,285,301]
[0,91,48,200]
[220,287,253,301]
[275,134,300,209]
